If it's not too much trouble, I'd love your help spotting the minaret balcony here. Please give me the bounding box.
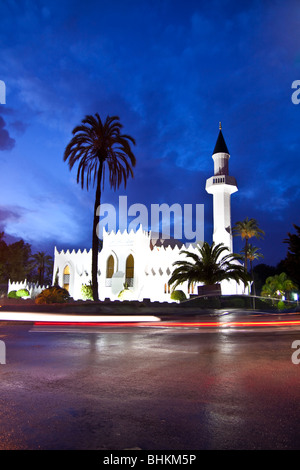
[205,174,238,193]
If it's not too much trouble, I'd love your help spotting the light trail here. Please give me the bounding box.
[2,311,300,329]
[0,312,161,323]
[33,319,300,328]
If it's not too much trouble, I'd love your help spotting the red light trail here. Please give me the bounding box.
[33,318,300,328]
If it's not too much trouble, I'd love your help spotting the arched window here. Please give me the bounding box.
[106,255,114,279]
[63,265,70,292]
[126,254,134,286]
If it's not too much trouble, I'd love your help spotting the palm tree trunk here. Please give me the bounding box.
[250,259,256,296]
[244,238,248,273]
[250,258,256,309]
[39,264,44,286]
[92,162,103,301]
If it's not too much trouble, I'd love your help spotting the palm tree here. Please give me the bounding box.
[64,113,136,301]
[241,244,263,296]
[168,242,250,291]
[31,252,53,285]
[233,217,265,272]
[261,272,297,301]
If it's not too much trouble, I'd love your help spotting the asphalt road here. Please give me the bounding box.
[1,316,300,451]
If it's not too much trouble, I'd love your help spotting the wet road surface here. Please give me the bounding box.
[1,317,300,450]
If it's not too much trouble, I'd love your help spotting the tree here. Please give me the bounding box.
[31,252,53,285]
[0,232,8,283]
[261,272,297,300]
[64,113,136,301]
[233,217,265,272]
[252,263,279,296]
[241,244,263,296]
[168,242,250,290]
[0,234,34,283]
[5,239,32,282]
[279,224,300,286]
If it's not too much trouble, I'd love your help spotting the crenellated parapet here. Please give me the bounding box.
[54,246,92,256]
[8,279,49,298]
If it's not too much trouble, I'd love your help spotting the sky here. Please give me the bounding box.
[0,0,300,267]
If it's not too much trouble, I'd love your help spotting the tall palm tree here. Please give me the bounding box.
[241,244,263,296]
[31,251,53,285]
[233,217,264,273]
[64,113,136,301]
[168,242,250,291]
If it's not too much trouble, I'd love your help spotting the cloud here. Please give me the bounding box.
[0,197,90,250]
[0,116,15,150]
[10,120,28,134]
[0,206,22,230]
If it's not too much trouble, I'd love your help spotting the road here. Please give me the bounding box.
[1,313,300,450]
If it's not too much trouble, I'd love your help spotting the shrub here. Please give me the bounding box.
[35,286,70,304]
[277,300,286,310]
[8,290,18,299]
[16,288,30,298]
[81,283,93,301]
[170,290,187,302]
[118,282,134,300]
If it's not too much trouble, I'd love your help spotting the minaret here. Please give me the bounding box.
[205,123,238,252]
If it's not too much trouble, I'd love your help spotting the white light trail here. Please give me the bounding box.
[0,312,161,323]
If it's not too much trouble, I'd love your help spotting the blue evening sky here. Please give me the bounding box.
[0,0,300,266]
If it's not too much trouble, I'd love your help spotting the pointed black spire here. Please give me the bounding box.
[213,122,229,155]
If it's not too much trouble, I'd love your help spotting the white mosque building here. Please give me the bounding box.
[52,125,245,302]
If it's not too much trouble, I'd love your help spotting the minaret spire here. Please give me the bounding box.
[205,124,238,252]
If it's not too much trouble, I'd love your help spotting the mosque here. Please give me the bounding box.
[52,125,245,302]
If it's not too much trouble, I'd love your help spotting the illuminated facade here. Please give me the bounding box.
[52,126,244,302]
